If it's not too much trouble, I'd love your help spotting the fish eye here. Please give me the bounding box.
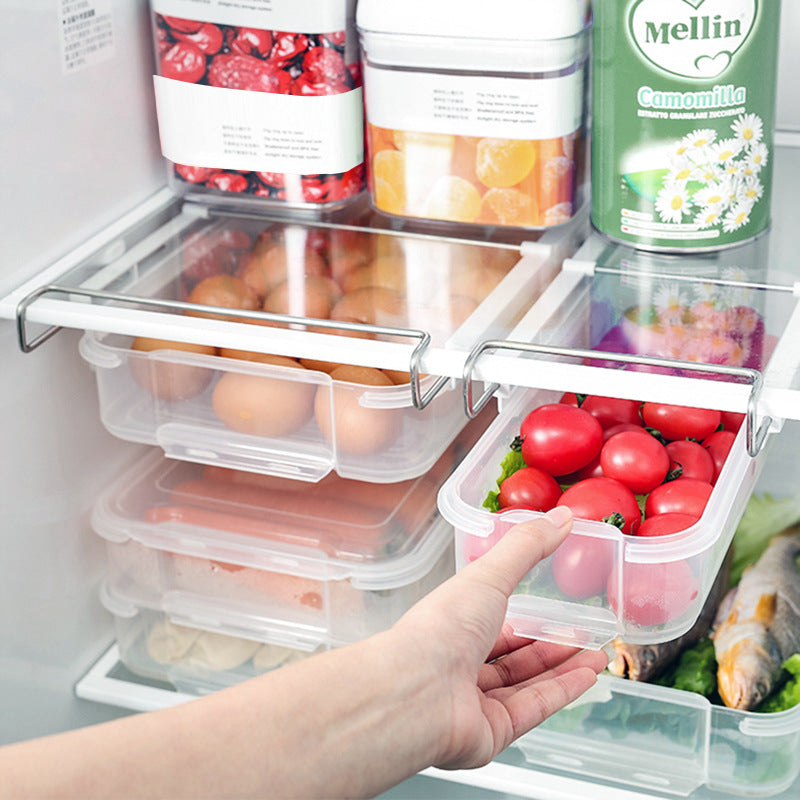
[755,681,768,701]
[642,648,656,665]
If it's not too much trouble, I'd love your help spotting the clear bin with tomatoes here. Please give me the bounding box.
[150,2,366,212]
[90,433,477,654]
[437,386,773,649]
[78,215,555,482]
[98,588,330,696]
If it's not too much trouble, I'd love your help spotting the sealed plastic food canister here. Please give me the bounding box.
[150,0,365,211]
[592,0,782,252]
[356,0,591,230]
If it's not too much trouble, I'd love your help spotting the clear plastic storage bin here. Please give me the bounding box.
[437,386,772,650]
[90,413,496,650]
[515,672,800,797]
[99,592,328,696]
[77,214,558,482]
[357,0,591,230]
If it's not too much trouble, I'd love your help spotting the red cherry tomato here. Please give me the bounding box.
[637,513,700,537]
[559,391,580,407]
[559,477,641,534]
[581,396,642,429]
[607,559,699,626]
[603,422,643,442]
[551,534,615,599]
[600,430,670,495]
[644,478,713,518]
[463,530,504,563]
[520,404,603,477]
[497,467,562,511]
[702,430,736,483]
[560,454,605,483]
[665,440,715,483]
[720,410,745,432]
[641,402,722,442]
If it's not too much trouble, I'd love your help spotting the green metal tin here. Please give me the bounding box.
[591,0,782,252]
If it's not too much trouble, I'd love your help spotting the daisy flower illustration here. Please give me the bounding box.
[713,138,743,166]
[741,176,764,204]
[667,159,694,182]
[655,182,691,224]
[694,180,730,208]
[681,128,717,152]
[749,142,769,172]
[722,203,752,233]
[732,113,763,147]
[694,205,723,229]
[654,282,688,322]
[691,163,723,185]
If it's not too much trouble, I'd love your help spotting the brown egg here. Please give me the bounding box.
[446,260,508,304]
[299,317,377,373]
[185,274,260,321]
[212,355,315,437]
[263,275,342,320]
[330,287,408,327]
[341,256,407,294]
[130,337,217,402]
[381,368,432,385]
[314,365,401,456]
[238,241,328,301]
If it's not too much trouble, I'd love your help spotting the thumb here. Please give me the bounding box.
[461,506,573,597]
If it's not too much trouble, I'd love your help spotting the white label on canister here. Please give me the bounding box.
[153,76,364,173]
[363,65,584,140]
[151,0,349,33]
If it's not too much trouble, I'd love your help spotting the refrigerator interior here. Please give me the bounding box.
[2,2,800,799]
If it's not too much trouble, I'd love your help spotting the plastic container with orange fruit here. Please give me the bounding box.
[356,0,591,230]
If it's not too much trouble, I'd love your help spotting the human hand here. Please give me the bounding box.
[391,506,608,772]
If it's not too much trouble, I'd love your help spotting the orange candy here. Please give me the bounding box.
[366,124,578,228]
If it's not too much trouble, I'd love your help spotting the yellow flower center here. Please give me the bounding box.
[671,196,683,211]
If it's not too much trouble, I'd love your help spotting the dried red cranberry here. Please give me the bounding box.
[229,27,274,58]
[174,164,215,183]
[255,172,286,189]
[208,54,287,92]
[161,16,204,34]
[161,42,207,83]
[302,47,347,84]
[270,33,310,69]
[205,172,249,192]
[173,23,224,55]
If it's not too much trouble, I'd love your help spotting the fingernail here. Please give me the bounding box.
[543,505,573,531]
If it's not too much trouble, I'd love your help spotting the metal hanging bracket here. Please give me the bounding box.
[15,284,449,411]
[462,339,773,457]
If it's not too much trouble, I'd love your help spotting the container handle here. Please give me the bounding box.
[16,284,449,410]
[461,339,772,457]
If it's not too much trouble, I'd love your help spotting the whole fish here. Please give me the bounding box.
[609,549,732,682]
[712,530,800,710]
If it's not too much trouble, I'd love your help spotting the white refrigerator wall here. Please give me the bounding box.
[0,0,799,755]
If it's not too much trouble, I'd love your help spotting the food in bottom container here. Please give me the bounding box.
[608,492,800,713]
[367,125,581,227]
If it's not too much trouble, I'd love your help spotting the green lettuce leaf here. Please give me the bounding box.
[482,447,527,512]
[758,654,800,713]
[731,492,800,586]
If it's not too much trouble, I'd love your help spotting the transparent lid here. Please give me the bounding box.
[91,406,494,586]
[356,0,590,42]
